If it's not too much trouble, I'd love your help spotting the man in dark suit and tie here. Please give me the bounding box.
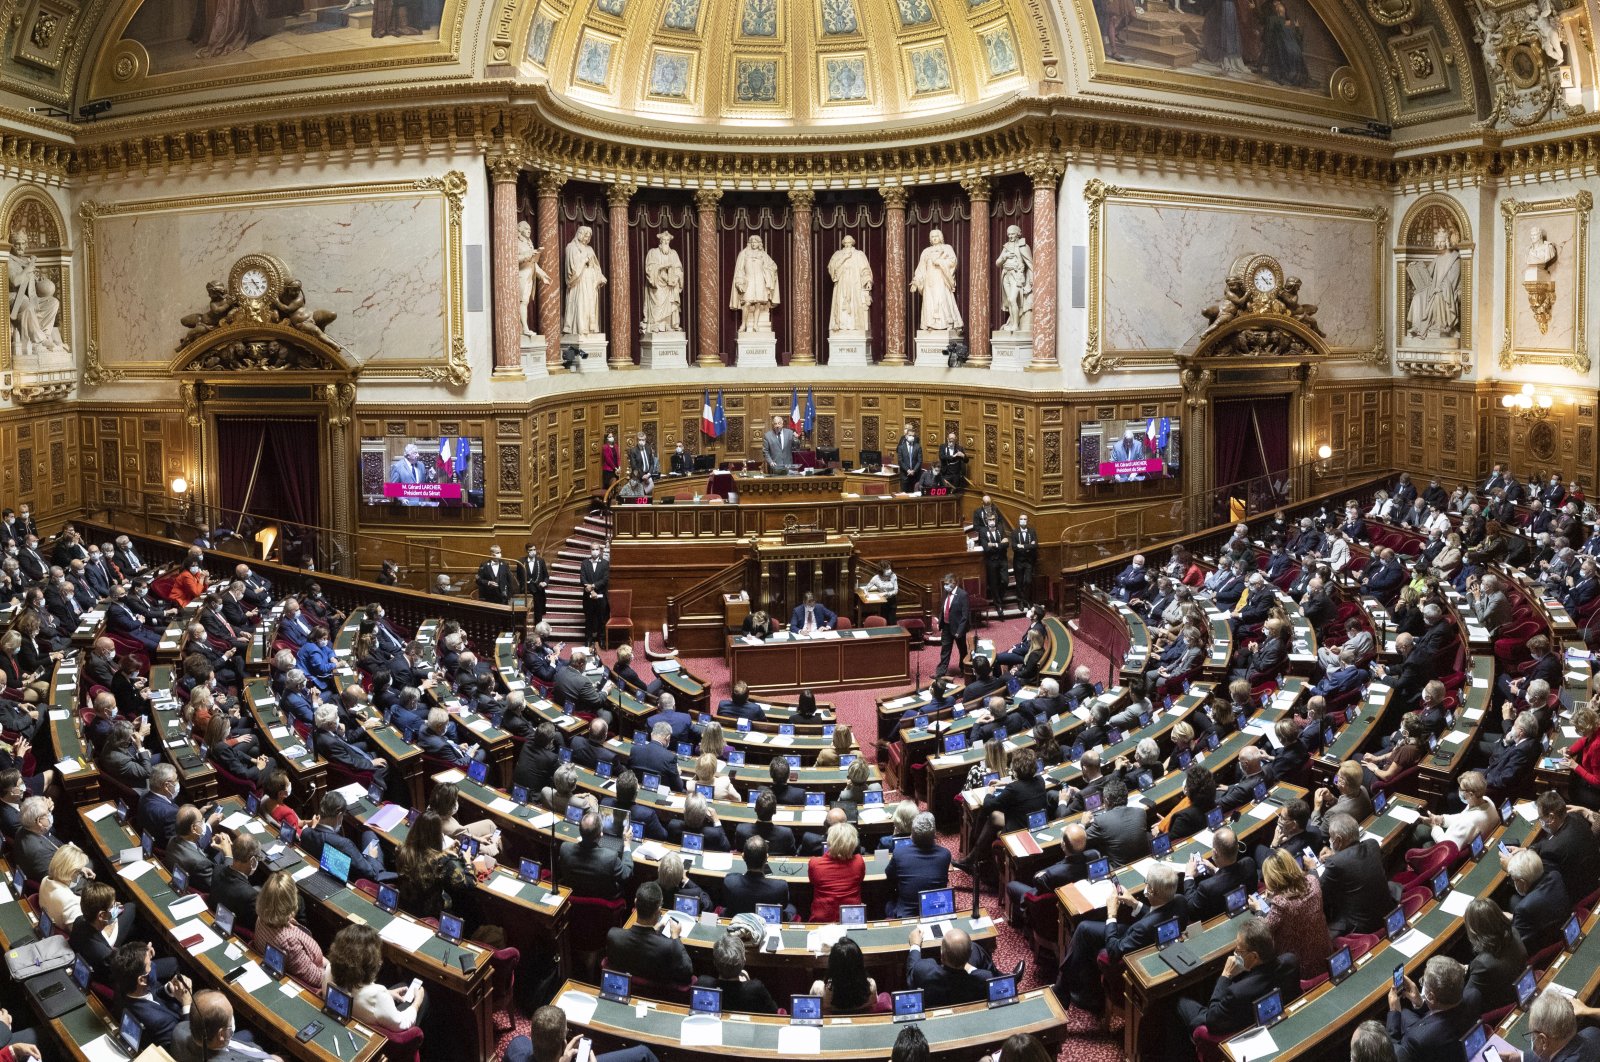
[105,584,160,651]
[137,764,183,852]
[300,791,393,883]
[1177,919,1299,1038]
[310,705,391,797]
[1522,792,1600,903]
[1311,645,1368,699]
[935,573,969,678]
[627,432,658,487]
[1183,828,1257,921]
[579,544,609,649]
[629,721,684,792]
[905,926,990,1007]
[979,517,1009,618]
[1085,777,1151,867]
[1011,515,1038,610]
[476,545,513,604]
[16,536,46,583]
[12,794,61,882]
[1005,822,1100,921]
[605,882,692,984]
[1385,956,1482,1062]
[559,811,633,900]
[721,837,795,919]
[734,791,798,856]
[885,812,952,918]
[1318,813,1393,936]
[518,544,549,624]
[764,758,807,806]
[897,425,923,493]
[1055,863,1188,1012]
[112,535,145,578]
[788,592,836,634]
[108,942,192,1050]
[1487,711,1541,794]
[1509,847,1572,953]
[166,804,231,893]
[80,547,113,598]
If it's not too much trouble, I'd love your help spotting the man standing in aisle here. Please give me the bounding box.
[1012,514,1038,611]
[980,516,1009,619]
[936,573,969,678]
[627,432,658,493]
[897,424,923,493]
[519,543,549,624]
[580,543,610,651]
[476,545,513,604]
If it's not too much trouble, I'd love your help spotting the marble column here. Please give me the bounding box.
[881,184,908,367]
[607,182,635,370]
[488,150,525,377]
[695,187,723,367]
[536,172,566,373]
[1026,161,1062,372]
[962,176,992,369]
[789,187,816,367]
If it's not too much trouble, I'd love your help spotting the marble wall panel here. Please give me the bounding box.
[1512,212,1579,354]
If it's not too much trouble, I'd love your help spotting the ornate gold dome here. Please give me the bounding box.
[519,0,1056,128]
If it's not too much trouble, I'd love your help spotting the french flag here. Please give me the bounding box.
[702,390,716,437]
[790,388,803,433]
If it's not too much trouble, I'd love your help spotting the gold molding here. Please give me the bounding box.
[1080,180,1387,376]
[1498,190,1592,374]
[78,171,469,386]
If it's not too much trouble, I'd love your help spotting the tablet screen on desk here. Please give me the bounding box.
[438,912,463,944]
[564,805,584,824]
[468,760,489,784]
[1254,989,1282,1027]
[324,985,353,1022]
[520,859,541,884]
[919,888,954,919]
[677,743,693,758]
[1328,946,1351,983]
[1088,858,1110,882]
[864,791,883,805]
[1225,887,1246,915]
[213,904,235,936]
[513,786,530,803]
[119,1010,144,1053]
[892,990,923,1022]
[1028,811,1047,830]
[642,773,660,792]
[1516,969,1536,1008]
[1461,1025,1486,1059]
[683,832,704,852]
[1151,832,1171,857]
[728,751,745,767]
[1085,793,1103,813]
[1374,791,1388,814]
[1156,918,1179,948]
[1385,907,1405,939]
[1566,914,1582,949]
[600,971,630,1003]
[757,904,783,926]
[987,975,1018,1008]
[805,792,825,806]
[263,945,285,978]
[790,995,821,1024]
[786,756,801,770]
[696,784,715,801]
[674,894,700,917]
[690,987,721,1016]
[840,905,865,925]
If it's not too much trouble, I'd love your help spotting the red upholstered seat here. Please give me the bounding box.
[863,615,888,629]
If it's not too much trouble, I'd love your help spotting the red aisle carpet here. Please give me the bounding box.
[493,616,1127,1060]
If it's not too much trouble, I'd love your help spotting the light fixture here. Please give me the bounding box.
[1501,383,1563,421]
[1316,444,1333,460]
[170,476,188,495]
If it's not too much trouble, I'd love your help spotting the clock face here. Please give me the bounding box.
[1252,267,1278,293]
[240,269,269,298]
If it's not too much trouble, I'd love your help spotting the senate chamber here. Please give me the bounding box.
[0,0,1596,1059]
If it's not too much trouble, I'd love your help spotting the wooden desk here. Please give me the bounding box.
[46,661,99,805]
[728,627,910,695]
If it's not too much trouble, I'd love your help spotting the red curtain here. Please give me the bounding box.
[213,417,321,562]
[812,194,886,364]
[904,185,971,345]
[216,419,267,528]
[558,182,611,346]
[628,193,698,366]
[986,176,1033,330]
[718,193,793,365]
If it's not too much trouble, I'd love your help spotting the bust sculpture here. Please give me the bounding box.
[827,235,873,333]
[994,225,1034,332]
[562,225,607,335]
[516,220,549,337]
[8,232,68,361]
[1526,226,1557,271]
[642,232,684,333]
[910,229,962,331]
[730,235,780,333]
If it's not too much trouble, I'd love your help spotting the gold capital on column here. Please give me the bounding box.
[959,176,991,201]
[694,186,723,367]
[607,182,635,369]
[694,187,723,211]
[487,147,524,183]
[537,172,568,197]
[789,186,817,367]
[880,184,908,209]
[607,182,636,207]
[881,183,909,366]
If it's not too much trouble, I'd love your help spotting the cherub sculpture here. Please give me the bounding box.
[177,280,235,349]
[1201,277,1250,332]
[275,279,338,340]
[1279,277,1325,337]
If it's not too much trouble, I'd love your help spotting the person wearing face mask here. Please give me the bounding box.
[79,546,113,599]
[70,882,152,981]
[1385,955,1482,1061]
[39,842,93,928]
[172,991,280,1062]
[0,509,20,549]
[1177,917,1299,1039]
[1418,769,1499,850]
[137,763,184,850]
[209,832,263,933]
[1513,989,1600,1062]
[168,803,232,893]
[13,795,59,881]
[109,940,194,1050]
[170,560,209,607]
[14,536,44,584]
[294,626,336,694]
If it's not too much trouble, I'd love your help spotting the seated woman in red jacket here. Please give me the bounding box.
[808,822,865,922]
[1560,703,1600,809]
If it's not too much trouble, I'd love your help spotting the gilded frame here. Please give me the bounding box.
[1393,191,1474,372]
[1498,190,1592,374]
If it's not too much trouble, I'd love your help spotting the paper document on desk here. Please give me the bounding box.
[679,1015,723,1047]
[1390,928,1432,957]
[369,804,408,832]
[1077,879,1117,907]
[489,797,518,814]
[378,919,433,951]
[777,1025,821,1054]
[234,961,271,993]
[1440,890,1472,916]
[167,895,208,921]
[700,852,734,871]
[556,991,597,1026]
[1387,804,1420,824]
[172,919,223,954]
[486,875,524,898]
[1229,1026,1278,1058]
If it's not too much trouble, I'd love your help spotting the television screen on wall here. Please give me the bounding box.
[360,436,485,508]
[1079,418,1181,485]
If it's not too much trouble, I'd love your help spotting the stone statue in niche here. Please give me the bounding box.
[910,229,963,331]
[1405,225,1462,341]
[994,224,1034,332]
[642,231,684,333]
[730,234,780,333]
[827,235,873,333]
[8,232,68,361]
[562,225,607,335]
[516,220,548,337]
[1526,226,1558,271]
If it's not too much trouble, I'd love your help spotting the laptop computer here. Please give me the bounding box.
[301,845,352,901]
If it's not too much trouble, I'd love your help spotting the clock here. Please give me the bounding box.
[1228,253,1285,306]
[239,269,268,298]
[225,254,290,323]
[1251,265,1278,293]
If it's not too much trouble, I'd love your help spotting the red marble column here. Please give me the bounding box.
[1026,161,1062,371]
[695,187,722,367]
[789,187,816,367]
[488,150,525,376]
[536,172,566,372]
[962,176,992,369]
[607,182,634,369]
[881,184,908,366]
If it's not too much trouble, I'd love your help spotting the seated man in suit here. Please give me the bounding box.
[505,1008,660,1062]
[1264,717,1312,784]
[559,811,633,901]
[310,705,392,798]
[629,720,685,793]
[721,836,796,920]
[108,941,193,1050]
[171,990,274,1062]
[12,794,60,883]
[765,756,807,806]
[693,931,779,1015]
[1219,746,1272,814]
[300,791,393,883]
[734,789,798,856]
[1318,813,1393,936]
[210,831,262,933]
[166,804,231,893]
[1252,797,1325,871]
[136,764,183,852]
[1005,821,1100,923]
[1487,711,1542,795]
[885,812,952,919]
[1508,847,1572,954]
[611,644,662,703]
[599,770,668,843]
[1310,645,1368,700]
[650,692,698,746]
[1521,791,1600,904]
[1177,918,1299,1038]
[568,718,615,772]
[1521,989,1600,1062]
[605,882,692,985]
[417,707,483,768]
[1385,956,1482,1062]
[1183,827,1257,921]
[788,592,836,635]
[104,583,160,652]
[905,925,990,1007]
[717,680,766,723]
[553,647,613,722]
[1055,863,1188,1013]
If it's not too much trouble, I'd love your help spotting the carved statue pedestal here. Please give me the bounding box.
[989,332,1032,372]
[735,332,778,368]
[516,335,548,377]
[912,329,955,367]
[827,331,871,367]
[639,331,689,371]
[559,333,610,373]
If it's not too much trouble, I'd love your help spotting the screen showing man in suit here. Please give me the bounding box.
[1079,417,1181,485]
[363,435,485,508]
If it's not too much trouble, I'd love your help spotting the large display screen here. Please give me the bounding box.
[1078,418,1180,485]
[360,436,485,508]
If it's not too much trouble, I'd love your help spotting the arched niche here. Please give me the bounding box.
[0,187,74,401]
[1395,192,1472,377]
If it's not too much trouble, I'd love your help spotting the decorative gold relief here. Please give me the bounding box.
[1498,191,1591,374]
[1525,278,1556,334]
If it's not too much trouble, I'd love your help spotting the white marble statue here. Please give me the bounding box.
[730,235,780,333]
[642,232,684,333]
[516,220,549,337]
[994,225,1034,332]
[1526,226,1558,271]
[562,225,607,335]
[827,235,873,333]
[8,233,67,360]
[1533,0,1565,62]
[910,228,963,331]
[1405,226,1462,340]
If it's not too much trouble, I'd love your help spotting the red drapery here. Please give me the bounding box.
[718,193,793,365]
[628,193,699,367]
[812,194,886,364]
[904,185,971,344]
[214,417,322,559]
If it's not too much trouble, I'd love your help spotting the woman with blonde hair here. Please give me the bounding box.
[1250,848,1332,979]
[656,851,712,912]
[807,822,864,921]
[1560,703,1600,808]
[694,752,740,801]
[814,748,840,769]
[255,871,326,987]
[966,736,1009,790]
[39,842,90,928]
[1310,760,1373,834]
[699,720,728,764]
[832,723,854,757]
[1421,769,1498,850]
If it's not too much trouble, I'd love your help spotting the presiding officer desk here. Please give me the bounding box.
[550,979,1068,1060]
[727,625,911,696]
